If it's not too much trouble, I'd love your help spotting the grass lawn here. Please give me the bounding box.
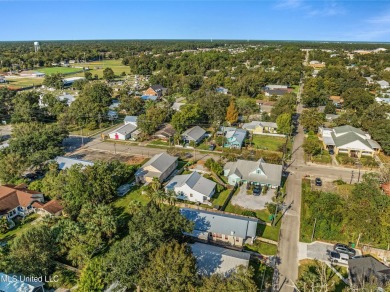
[70,59,130,78]
[177,160,188,170]
[37,67,83,75]
[114,186,151,214]
[245,241,278,255]
[251,135,289,152]
[69,122,122,137]
[311,152,332,164]
[0,214,39,241]
[211,189,231,207]
[1,77,43,89]
[249,258,274,291]
[378,152,390,164]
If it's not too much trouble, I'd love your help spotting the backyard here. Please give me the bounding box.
[0,214,39,242]
[36,67,84,75]
[245,240,278,255]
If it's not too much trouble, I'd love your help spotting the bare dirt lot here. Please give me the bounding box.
[69,149,148,165]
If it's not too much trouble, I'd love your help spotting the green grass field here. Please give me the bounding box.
[70,59,129,78]
[245,241,278,255]
[1,77,43,89]
[251,135,289,152]
[0,214,39,241]
[37,67,84,75]
[211,188,231,207]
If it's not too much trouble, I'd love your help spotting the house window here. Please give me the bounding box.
[236,238,240,242]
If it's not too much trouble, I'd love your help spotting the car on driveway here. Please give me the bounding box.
[328,149,334,155]
[328,251,349,265]
[253,185,261,196]
[315,178,322,186]
[208,144,216,151]
[334,243,356,258]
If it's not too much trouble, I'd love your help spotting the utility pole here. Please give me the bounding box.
[114,142,116,154]
[311,218,317,242]
[358,165,361,183]
[272,203,279,226]
[350,170,354,184]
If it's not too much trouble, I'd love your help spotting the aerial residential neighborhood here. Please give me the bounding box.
[1,1,390,291]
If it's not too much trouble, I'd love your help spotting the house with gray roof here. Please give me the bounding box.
[54,156,94,170]
[171,102,185,111]
[180,208,258,246]
[378,80,390,89]
[224,158,283,188]
[221,127,247,149]
[348,256,390,289]
[124,115,138,126]
[181,126,206,145]
[191,242,250,276]
[242,121,278,135]
[108,123,137,140]
[320,125,381,157]
[264,88,289,97]
[165,171,216,204]
[135,153,178,183]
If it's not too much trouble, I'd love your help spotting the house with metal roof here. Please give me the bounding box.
[319,125,381,157]
[377,80,390,89]
[171,102,185,111]
[109,123,138,141]
[190,242,250,276]
[180,208,258,246]
[265,84,288,90]
[221,127,247,149]
[348,256,390,289]
[216,87,228,94]
[242,121,278,135]
[181,126,206,145]
[141,95,158,101]
[165,171,216,204]
[135,153,178,183]
[54,156,94,170]
[264,88,289,97]
[124,115,138,126]
[224,158,283,188]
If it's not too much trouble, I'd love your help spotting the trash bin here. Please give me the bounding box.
[351,243,356,248]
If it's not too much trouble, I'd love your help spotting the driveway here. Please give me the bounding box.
[298,241,361,262]
[230,183,275,210]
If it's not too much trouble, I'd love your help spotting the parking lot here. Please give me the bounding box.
[230,183,276,210]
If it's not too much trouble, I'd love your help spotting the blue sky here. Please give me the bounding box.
[1,0,390,42]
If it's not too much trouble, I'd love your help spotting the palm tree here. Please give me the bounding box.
[150,177,161,193]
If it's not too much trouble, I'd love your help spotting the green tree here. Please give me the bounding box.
[119,96,145,115]
[276,113,292,135]
[270,93,297,121]
[324,101,336,114]
[78,258,106,292]
[138,105,168,135]
[0,152,28,184]
[300,108,325,133]
[11,91,42,123]
[8,225,56,276]
[139,241,197,291]
[42,93,67,119]
[303,135,322,157]
[341,88,374,114]
[84,71,93,80]
[225,99,239,124]
[0,217,10,234]
[9,122,68,167]
[0,87,16,120]
[103,67,115,81]
[171,104,203,133]
[43,73,64,89]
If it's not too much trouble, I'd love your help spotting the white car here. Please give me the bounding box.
[329,251,349,265]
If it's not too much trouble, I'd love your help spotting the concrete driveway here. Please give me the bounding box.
[230,183,275,210]
[298,241,361,262]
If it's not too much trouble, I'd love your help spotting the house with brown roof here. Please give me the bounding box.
[0,184,63,221]
[329,95,344,107]
[0,184,44,220]
[143,84,167,98]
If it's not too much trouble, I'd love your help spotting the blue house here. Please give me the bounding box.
[221,127,247,149]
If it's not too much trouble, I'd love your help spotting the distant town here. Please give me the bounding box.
[0,40,390,291]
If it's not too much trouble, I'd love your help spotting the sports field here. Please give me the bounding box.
[36,67,84,75]
[70,59,129,78]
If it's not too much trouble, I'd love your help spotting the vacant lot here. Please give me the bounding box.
[251,135,289,152]
[1,77,43,89]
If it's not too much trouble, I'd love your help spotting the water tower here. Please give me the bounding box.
[34,41,40,52]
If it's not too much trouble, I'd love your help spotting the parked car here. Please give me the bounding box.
[253,185,261,195]
[334,243,356,258]
[208,144,216,151]
[328,251,349,265]
[315,178,322,186]
[329,149,334,155]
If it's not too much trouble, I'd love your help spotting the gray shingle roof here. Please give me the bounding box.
[242,121,277,130]
[166,172,216,197]
[182,126,206,142]
[331,132,372,149]
[333,125,366,136]
[348,256,390,287]
[191,242,250,276]
[180,208,258,239]
[224,159,283,186]
[141,153,178,174]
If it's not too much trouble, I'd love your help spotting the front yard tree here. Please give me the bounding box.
[300,108,325,133]
[0,217,9,234]
[78,258,106,292]
[341,88,374,114]
[8,225,56,277]
[276,113,292,135]
[303,134,322,157]
[0,152,28,184]
[225,99,239,125]
[139,242,197,291]
[138,105,168,136]
[11,91,42,123]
